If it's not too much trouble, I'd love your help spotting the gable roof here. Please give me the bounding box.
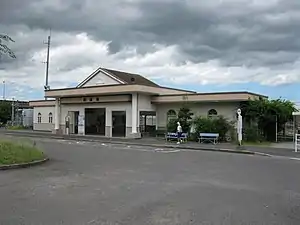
[102,68,160,87]
[77,67,159,88]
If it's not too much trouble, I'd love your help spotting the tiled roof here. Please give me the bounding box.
[102,68,159,87]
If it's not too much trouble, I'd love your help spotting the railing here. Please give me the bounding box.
[295,134,300,152]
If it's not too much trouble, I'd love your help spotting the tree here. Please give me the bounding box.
[0,101,11,124]
[177,107,193,132]
[240,98,297,141]
[0,34,16,58]
[166,107,193,133]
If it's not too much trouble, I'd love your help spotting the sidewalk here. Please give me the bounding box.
[1,129,299,158]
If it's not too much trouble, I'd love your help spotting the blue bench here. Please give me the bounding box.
[165,132,188,142]
[199,133,219,144]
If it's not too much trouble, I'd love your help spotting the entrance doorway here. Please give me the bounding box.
[85,108,106,135]
[139,111,156,137]
[112,111,126,137]
[67,111,79,134]
[74,111,79,134]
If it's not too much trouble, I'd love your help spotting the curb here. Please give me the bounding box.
[0,157,49,171]
[2,132,269,156]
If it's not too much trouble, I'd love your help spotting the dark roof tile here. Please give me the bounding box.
[102,68,159,87]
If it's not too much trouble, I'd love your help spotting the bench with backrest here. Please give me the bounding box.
[199,133,219,144]
[165,132,188,142]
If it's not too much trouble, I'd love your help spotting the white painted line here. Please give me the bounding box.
[289,157,300,161]
[160,150,181,153]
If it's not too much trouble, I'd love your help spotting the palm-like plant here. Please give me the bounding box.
[0,34,16,58]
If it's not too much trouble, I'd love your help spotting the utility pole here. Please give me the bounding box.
[2,80,5,100]
[43,29,51,99]
[11,98,15,125]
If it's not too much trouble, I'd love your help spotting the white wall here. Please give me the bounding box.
[33,106,55,124]
[82,71,121,87]
[33,106,55,131]
[156,102,240,129]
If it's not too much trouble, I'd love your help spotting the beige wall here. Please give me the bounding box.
[138,94,156,111]
[81,71,121,87]
[33,123,54,132]
[33,100,241,135]
[156,102,240,129]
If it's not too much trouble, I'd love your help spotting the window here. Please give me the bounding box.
[83,98,86,102]
[48,112,53,123]
[167,109,177,121]
[37,113,41,123]
[89,97,93,101]
[208,109,218,118]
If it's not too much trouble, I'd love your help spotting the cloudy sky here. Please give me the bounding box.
[1,0,300,102]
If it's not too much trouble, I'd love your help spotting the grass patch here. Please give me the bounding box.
[0,140,45,165]
[6,125,25,130]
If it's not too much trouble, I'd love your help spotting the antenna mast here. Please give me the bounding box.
[44,29,51,99]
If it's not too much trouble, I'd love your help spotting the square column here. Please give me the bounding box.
[130,93,141,138]
[54,98,61,134]
[132,93,138,133]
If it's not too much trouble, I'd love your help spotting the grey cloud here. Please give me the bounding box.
[1,0,300,82]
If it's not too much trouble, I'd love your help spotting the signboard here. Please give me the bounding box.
[78,115,85,135]
[295,134,300,153]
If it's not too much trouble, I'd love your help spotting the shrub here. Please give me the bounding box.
[167,118,178,132]
[193,116,233,142]
[244,125,264,142]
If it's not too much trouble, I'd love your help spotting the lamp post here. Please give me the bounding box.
[237,108,243,146]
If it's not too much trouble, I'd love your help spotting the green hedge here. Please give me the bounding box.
[192,116,234,142]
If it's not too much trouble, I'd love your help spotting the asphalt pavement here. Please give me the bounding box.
[1,137,300,224]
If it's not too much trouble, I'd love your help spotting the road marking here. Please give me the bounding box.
[160,149,181,153]
[289,157,300,161]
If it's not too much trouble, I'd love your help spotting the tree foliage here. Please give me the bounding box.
[177,107,193,132]
[0,101,11,124]
[166,107,193,132]
[0,34,16,59]
[240,98,297,141]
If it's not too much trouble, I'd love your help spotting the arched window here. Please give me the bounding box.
[37,113,42,123]
[167,109,177,121]
[208,109,218,118]
[48,112,53,123]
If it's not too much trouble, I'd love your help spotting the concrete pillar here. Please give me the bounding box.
[129,93,141,138]
[54,98,60,132]
[132,93,138,133]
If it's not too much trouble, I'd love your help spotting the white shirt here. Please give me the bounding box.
[177,125,182,133]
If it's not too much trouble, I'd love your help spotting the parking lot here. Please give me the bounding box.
[1,138,300,224]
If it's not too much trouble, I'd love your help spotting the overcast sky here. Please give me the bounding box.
[1,0,300,101]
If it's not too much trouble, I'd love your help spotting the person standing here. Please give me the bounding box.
[177,121,182,144]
